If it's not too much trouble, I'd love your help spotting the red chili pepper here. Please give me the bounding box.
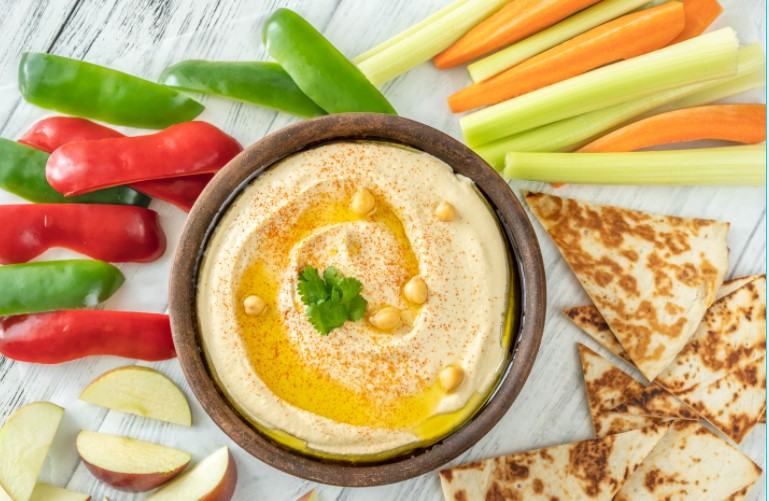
[0,310,175,363]
[0,204,166,264]
[20,117,220,211]
[46,121,242,196]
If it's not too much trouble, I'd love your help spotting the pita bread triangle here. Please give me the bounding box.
[611,384,699,420]
[563,276,759,364]
[438,423,668,501]
[678,354,766,444]
[656,275,766,394]
[565,306,632,363]
[578,345,661,437]
[614,420,763,501]
[525,191,729,381]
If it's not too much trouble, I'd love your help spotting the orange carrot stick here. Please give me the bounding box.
[434,0,601,69]
[448,2,685,113]
[577,104,767,153]
[669,0,723,44]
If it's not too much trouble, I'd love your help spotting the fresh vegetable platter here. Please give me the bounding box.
[0,0,764,500]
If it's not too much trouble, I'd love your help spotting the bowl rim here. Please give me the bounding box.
[169,112,546,487]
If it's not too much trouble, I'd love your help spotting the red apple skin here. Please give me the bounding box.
[81,458,189,492]
[201,450,238,501]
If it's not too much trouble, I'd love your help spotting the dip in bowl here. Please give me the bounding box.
[170,113,545,486]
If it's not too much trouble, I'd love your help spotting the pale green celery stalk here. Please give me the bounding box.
[356,0,508,86]
[353,0,470,63]
[658,45,766,110]
[468,0,649,83]
[475,43,764,170]
[461,28,739,147]
[503,145,766,185]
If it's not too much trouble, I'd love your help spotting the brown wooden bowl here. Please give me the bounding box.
[169,113,546,487]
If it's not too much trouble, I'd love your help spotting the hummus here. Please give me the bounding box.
[197,141,512,458]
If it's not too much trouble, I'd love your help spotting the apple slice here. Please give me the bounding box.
[80,366,191,426]
[0,402,64,501]
[147,446,237,501]
[76,430,191,492]
[297,490,318,501]
[29,483,90,501]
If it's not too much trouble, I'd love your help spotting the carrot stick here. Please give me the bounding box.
[434,0,601,69]
[577,104,766,152]
[669,0,723,44]
[448,2,685,113]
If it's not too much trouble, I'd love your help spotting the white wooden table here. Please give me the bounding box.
[0,1,765,500]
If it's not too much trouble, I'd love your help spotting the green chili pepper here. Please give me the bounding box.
[0,260,125,315]
[19,52,204,129]
[262,9,397,115]
[0,139,150,206]
[159,60,326,118]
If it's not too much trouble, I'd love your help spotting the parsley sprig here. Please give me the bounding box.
[297,266,368,335]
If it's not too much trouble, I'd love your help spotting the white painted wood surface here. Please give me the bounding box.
[0,1,765,499]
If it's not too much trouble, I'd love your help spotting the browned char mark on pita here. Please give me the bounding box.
[613,385,699,420]
[439,461,486,484]
[564,306,609,331]
[567,434,616,497]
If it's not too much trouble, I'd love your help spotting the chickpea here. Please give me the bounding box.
[403,276,428,304]
[351,187,376,215]
[368,306,401,331]
[434,201,456,222]
[440,365,465,393]
[243,295,267,316]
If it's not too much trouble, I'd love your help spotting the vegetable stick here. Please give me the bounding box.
[353,0,471,63]
[503,145,766,185]
[356,0,508,86]
[669,0,723,44]
[473,43,765,169]
[578,104,766,152]
[434,0,601,69]
[461,28,739,147]
[468,0,650,83]
[450,2,684,113]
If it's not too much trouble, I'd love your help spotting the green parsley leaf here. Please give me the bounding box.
[306,290,348,336]
[297,266,330,305]
[323,266,342,289]
[345,295,368,321]
[297,265,369,335]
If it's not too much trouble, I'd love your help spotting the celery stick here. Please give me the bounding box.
[475,43,764,169]
[356,0,508,86]
[461,28,739,147]
[468,0,649,83]
[663,71,766,109]
[503,146,766,185]
[353,0,471,64]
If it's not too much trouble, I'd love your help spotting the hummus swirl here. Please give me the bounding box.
[197,141,510,457]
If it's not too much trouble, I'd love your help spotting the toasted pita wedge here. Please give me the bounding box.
[565,306,632,362]
[678,355,766,444]
[657,275,766,394]
[718,276,762,300]
[578,345,661,437]
[438,424,668,501]
[614,420,762,501]
[526,192,729,381]
[725,485,754,501]
[564,277,759,364]
[611,385,699,420]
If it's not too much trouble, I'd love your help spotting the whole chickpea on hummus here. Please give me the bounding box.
[197,141,514,459]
